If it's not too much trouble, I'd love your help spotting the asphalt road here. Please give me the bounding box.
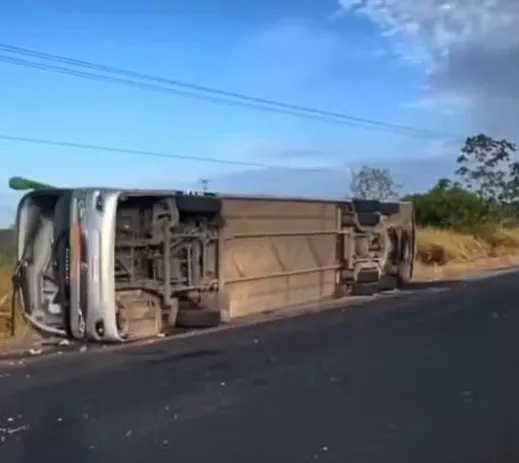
[1,269,519,463]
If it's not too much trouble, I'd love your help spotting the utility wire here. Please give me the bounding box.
[0,55,360,128]
[0,55,446,139]
[0,133,337,170]
[0,42,462,141]
[0,53,433,137]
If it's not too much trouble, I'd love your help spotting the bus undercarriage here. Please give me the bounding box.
[11,186,415,344]
[113,193,225,339]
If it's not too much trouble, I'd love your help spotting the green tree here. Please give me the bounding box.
[403,179,497,229]
[349,165,401,200]
[456,134,518,204]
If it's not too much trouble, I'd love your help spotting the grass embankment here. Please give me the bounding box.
[1,226,519,340]
[0,267,14,339]
[415,226,519,278]
[0,266,30,343]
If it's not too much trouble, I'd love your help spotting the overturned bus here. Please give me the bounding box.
[11,182,415,343]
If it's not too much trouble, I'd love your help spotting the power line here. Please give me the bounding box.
[199,178,210,192]
[0,56,447,140]
[0,53,437,137]
[1,54,429,135]
[0,55,356,128]
[0,42,462,141]
[0,133,338,170]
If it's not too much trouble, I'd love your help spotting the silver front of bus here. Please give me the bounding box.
[82,190,122,343]
[68,190,87,340]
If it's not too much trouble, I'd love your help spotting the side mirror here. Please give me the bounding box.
[8,176,55,191]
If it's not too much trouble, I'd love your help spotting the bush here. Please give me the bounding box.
[404,180,502,229]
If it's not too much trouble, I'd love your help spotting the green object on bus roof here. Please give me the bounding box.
[8,176,56,191]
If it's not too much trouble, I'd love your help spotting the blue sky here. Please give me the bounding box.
[0,0,478,225]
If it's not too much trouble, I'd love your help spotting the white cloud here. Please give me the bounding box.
[338,0,519,138]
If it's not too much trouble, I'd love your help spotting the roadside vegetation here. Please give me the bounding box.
[1,133,518,338]
[350,133,519,270]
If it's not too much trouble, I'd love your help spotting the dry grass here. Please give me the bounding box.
[0,266,34,346]
[416,226,519,266]
[1,226,519,342]
[413,225,519,280]
[0,266,12,337]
